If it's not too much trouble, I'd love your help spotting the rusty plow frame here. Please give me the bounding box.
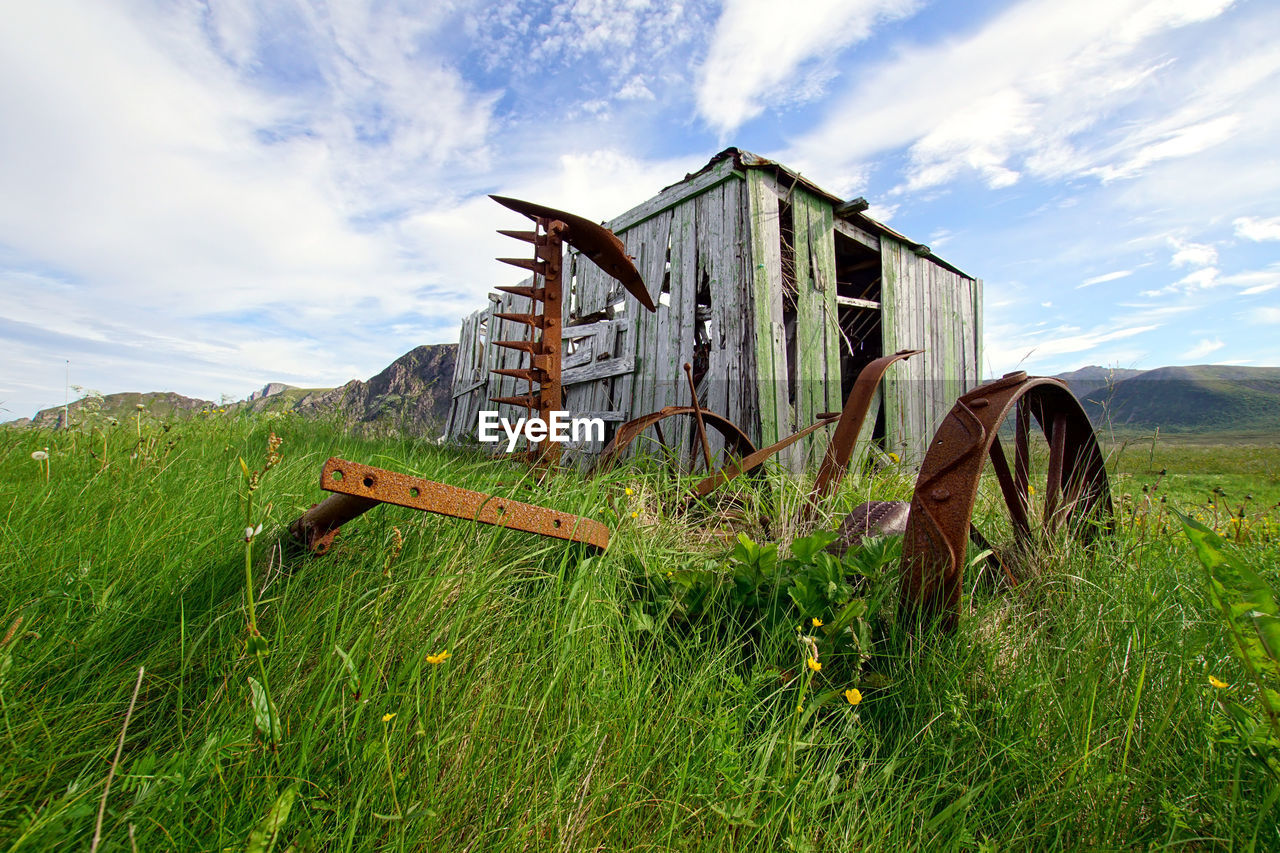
[284,192,1117,637]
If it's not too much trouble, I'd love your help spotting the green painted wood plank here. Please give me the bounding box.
[747,170,786,448]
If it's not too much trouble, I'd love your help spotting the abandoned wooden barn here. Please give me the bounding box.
[445,148,982,467]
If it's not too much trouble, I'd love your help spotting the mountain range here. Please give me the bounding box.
[1055,364,1280,434]
[6,352,1277,438]
[9,344,458,436]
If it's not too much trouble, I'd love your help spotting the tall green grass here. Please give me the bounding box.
[0,412,1277,850]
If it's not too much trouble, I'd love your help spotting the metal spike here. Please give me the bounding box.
[489,394,538,409]
[497,257,546,274]
[494,312,548,329]
[493,340,541,354]
[492,368,544,383]
[497,229,538,243]
[495,285,545,301]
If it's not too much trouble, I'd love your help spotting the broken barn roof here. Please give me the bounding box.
[661,147,974,280]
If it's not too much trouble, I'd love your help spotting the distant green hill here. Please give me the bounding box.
[1056,364,1280,434]
[19,390,215,429]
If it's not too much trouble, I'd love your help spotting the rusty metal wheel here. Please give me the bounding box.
[594,406,758,474]
[899,372,1113,631]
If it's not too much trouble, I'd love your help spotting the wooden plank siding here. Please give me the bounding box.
[792,188,841,469]
[747,170,789,453]
[879,235,981,462]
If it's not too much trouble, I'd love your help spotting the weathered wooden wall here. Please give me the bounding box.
[879,236,983,462]
[747,173,844,471]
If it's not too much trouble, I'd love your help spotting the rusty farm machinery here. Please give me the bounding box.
[289,198,1113,631]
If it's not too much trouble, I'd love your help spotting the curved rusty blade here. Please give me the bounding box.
[810,348,923,502]
[294,457,610,552]
[490,195,655,312]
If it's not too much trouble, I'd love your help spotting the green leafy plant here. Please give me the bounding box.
[1176,509,1280,776]
[726,530,901,670]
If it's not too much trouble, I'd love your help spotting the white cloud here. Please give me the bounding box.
[617,78,656,101]
[1089,115,1240,182]
[984,320,1161,374]
[1234,215,1280,242]
[0,1,510,415]
[1079,269,1133,288]
[1169,238,1218,268]
[696,0,921,135]
[1182,338,1224,359]
[1254,307,1280,324]
[785,0,1240,194]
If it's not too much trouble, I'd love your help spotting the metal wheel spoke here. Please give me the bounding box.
[989,436,1031,541]
[1014,399,1030,501]
[1044,411,1066,534]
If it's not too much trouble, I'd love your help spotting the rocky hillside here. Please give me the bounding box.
[242,344,456,436]
[7,344,457,436]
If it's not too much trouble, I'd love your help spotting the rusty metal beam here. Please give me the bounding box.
[684,362,713,472]
[289,458,610,554]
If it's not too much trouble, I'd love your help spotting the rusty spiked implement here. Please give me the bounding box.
[289,197,653,556]
[488,195,654,467]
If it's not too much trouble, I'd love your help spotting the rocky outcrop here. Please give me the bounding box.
[294,344,457,436]
[248,382,297,401]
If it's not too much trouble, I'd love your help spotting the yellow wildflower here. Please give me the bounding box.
[807,657,821,673]
[1028,485,1036,495]
[625,487,634,496]
[382,712,396,723]
[888,452,899,464]
[1209,675,1228,689]
[426,650,450,665]
[796,703,804,713]
[845,688,862,706]
[811,617,823,628]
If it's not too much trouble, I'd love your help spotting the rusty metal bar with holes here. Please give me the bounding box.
[289,458,610,554]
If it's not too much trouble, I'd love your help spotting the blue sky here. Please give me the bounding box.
[3,0,1279,419]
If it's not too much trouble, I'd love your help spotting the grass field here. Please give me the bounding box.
[1,411,1278,850]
